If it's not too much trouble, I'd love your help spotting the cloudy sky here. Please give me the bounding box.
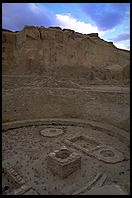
[2,3,130,50]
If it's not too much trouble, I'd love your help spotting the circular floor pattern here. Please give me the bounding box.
[40,128,64,137]
[91,145,124,163]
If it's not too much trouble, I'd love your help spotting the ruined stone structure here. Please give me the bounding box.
[47,146,81,178]
[2,26,130,195]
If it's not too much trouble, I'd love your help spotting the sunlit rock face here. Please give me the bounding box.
[2,25,130,85]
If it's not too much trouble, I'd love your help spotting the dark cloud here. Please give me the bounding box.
[79,3,130,31]
[2,3,56,31]
[108,33,130,43]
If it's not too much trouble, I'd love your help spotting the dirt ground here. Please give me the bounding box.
[2,75,130,195]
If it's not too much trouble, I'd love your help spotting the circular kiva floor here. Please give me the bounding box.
[2,118,130,195]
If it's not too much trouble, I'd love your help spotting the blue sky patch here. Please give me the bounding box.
[2,3,130,50]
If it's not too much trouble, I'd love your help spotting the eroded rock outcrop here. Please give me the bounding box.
[2,25,130,85]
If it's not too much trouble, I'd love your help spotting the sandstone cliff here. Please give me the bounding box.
[2,26,130,85]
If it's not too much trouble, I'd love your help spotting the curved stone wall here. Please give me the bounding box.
[2,76,130,132]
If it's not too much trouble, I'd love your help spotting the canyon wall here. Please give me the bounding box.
[2,26,130,85]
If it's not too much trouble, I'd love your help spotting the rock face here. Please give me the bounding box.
[2,25,130,85]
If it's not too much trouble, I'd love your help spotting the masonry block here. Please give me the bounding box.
[47,146,81,178]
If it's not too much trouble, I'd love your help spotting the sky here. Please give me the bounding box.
[2,3,130,50]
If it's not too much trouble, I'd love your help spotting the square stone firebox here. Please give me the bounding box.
[47,146,81,178]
